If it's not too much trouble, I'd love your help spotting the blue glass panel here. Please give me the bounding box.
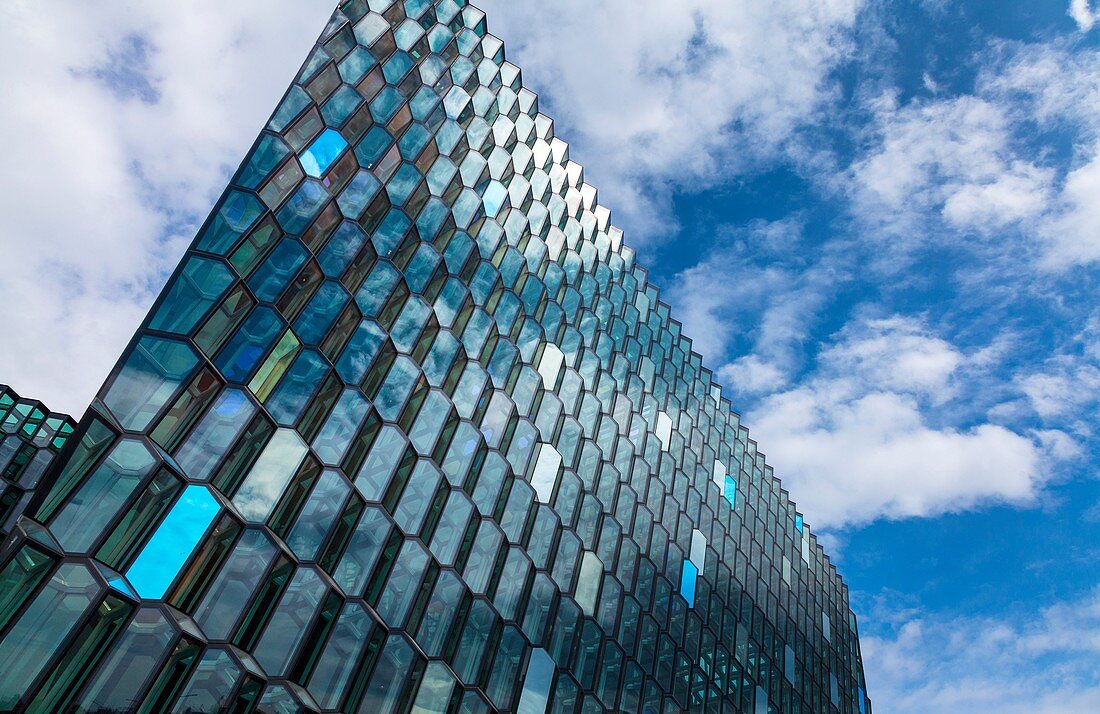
[337,170,382,220]
[679,559,698,608]
[294,281,350,345]
[382,52,415,84]
[372,209,412,258]
[320,85,364,127]
[286,469,351,560]
[398,124,431,160]
[125,485,220,599]
[148,256,235,335]
[335,320,386,386]
[410,85,441,122]
[247,237,308,302]
[0,563,98,707]
[370,86,404,124]
[795,513,804,533]
[354,126,394,169]
[517,647,554,714]
[416,198,449,242]
[269,85,312,132]
[312,388,369,466]
[175,388,257,481]
[300,128,349,178]
[236,133,291,190]
[214,306,285,383]
[103,336,200,431]
[195,189,265,255]
[267,349,330,425]
[355,262,401,317]
[386,163,423,206]
[318,221,367,277]
[232,428,308,523]
[50,439,156,552]
[194,530,277,639]
[307,602,375,708]
[276,179,329,234]
[483,180,507,217]
[254,566,326,676]
[337,46,376,84]
[723,475,736,508]
[755,686,768,714]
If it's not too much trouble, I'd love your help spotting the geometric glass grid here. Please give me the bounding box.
[0,384,76,540]
[0,2,871,713]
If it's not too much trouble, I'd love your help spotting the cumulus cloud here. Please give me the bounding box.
[850,94,1053,242]
[666,218,845,394]
[1069,0,1100,32]
[863,589,1100,713]
[746,316,1052,527]
[478,0,864,242]
[0,0,335,415]
[850,40,1100,269]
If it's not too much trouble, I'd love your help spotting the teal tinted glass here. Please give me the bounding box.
[125,484,220,598]
[149,256,236,335]
[195,189,264,255]
[175,388,257,481]
[723,475,736,507]
[679,560,698,608]
[102,336,199,431]
[301,128,348,178]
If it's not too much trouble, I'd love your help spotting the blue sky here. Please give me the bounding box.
[1,0,1098,711]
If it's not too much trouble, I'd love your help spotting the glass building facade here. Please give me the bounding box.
[0,385,75,540]
[0,1,871,713]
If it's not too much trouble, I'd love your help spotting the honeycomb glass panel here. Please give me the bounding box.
[0,3,871,713]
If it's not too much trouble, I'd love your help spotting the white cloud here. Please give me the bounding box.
[665,219,843,395]
[0,0,335,415]
[1015,317,1100,439]
[850,94,1053,241]
[478,0,864,241]
[1043,148,1100,267]
[851,40,1100,269]
[746,316,1052,527]
[1069,0,1100,32]
[864,589,1100,713]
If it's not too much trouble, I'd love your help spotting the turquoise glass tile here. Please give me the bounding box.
[195,189,264,255]
[149,256,235,335]
[679,559,698,608]
[267,349,330,426]
[317,221,367,277]
[320,86,364,127]
[483,180,507,217]
[301,128,348,178]
[723,474,736,507]
[237,133,291,190]
[214,306,284,383]
[276,179,329,234]
[125,485,220,599]
[293,280,350,345]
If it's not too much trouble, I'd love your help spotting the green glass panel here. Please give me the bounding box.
[49,438,157,553]
[0,563,100,709]
[27,594,133,713]
[149,256,236,335]
[0,544,55,633]
[75,608,175,713]
[103,336,200,432]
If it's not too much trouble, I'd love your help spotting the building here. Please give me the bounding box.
[0,1,871,712]
[0,385,76,539]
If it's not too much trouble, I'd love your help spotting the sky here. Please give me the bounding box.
[0,0,1098,711]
